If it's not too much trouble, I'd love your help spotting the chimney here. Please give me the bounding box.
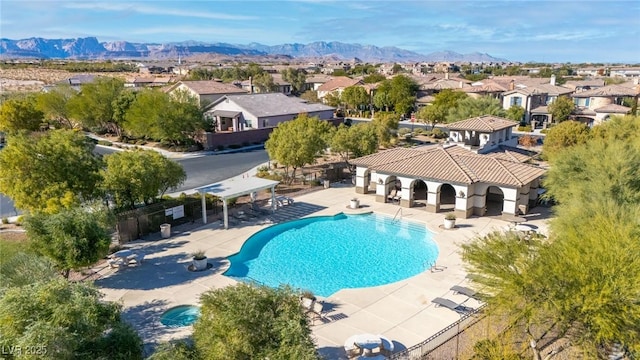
[509,80,515,91]
[445,72,449,80]
[550,74,556,86]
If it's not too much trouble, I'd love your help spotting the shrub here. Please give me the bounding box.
[540,128,549,134]
[1,217,8,224]
[97,140,113,146]
[431,128,448,139]
[398,128,411,136]
[128,139,137,145]
[15,215,24,226]
[517,125,532,132]
[445,213,457,220]
[192,250,206,260]
[413,128,425,135]
[309,179,321,186]
[135,140,147,145]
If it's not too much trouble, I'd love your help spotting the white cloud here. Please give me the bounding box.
[64,2,257,20]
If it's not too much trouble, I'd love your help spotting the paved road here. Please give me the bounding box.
[0,146,268,219]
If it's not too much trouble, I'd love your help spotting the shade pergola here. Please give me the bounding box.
[195,177,280,229]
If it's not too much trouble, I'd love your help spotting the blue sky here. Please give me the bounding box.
[1,0,639,63]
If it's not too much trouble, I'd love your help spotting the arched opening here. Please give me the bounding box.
[411,179,428,208]
[363,169,372,193]
[384,176,401,203]
[439,184,456,211]
[485,186,504,216]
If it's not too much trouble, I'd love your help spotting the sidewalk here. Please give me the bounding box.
[86,132,265,160]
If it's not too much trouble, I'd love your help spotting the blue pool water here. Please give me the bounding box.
[160,305,200,327]
[224,212,438,297]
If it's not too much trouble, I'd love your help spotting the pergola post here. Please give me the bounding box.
[270,186,276,212]
[222,199,229,229]
[201,192,207,224]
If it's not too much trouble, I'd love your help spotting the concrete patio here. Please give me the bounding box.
[95,182,551,359]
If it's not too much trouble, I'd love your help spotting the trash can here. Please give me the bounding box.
[160,223,171,239]
[323,179,330,189]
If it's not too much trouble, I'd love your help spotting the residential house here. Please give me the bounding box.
[166,80,248,107]
[446,115,519,154]
[304,74,333,92]
[240,74,292,95]
[501,76,574,124]
[461,80,507,99]
[352,115,544,219]
[124,76,175,88]
[203,93,335,132]
[609,67,640,78]
[561,79,605,93]
[316,76,363,103]
[570,84,637,125]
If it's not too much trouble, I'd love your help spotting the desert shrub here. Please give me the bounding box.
[431,128,448,139]
[136,140,147,145]
[413,128,425,135]
[518,125,532,132]
[398,128,411,136]
[2,217,8,224]
[309,179,321,186]
[97,140,113,146]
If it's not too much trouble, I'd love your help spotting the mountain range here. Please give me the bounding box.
[0,37,508,63]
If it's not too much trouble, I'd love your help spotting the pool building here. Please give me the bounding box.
[352,116,547,219]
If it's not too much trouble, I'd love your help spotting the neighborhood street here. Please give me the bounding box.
[0,147,269,219]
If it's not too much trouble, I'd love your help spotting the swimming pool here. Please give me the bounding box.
[224,212,438,297]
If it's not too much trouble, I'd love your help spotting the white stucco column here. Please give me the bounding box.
[375,174,391,202]
[201,192,207,224]
[222,199,229,229]
[355,166,369,194]
[501,187,519,216]
[426,180,441,212]
[397,176,413,207]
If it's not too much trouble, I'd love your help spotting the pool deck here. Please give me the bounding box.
[95,182,552,358]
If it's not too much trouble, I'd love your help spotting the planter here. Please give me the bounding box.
[192,257,208,271]
[443,218,456,229]
[350,199,360,209]
[160,223,171,238]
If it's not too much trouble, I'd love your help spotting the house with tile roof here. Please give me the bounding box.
[501,76,574,125]
[316,76,363,103]
[166,80,248,106]
[570,84,637,125]
[352,143,546,219]
[203,93,335,132]
[446,115,519,154]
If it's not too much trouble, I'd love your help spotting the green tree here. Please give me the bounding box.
[330,123,378,168]
[67,77,124,131]
[193,283,318,360]
[100,149,187,209]
[124,89,205,144]
[253,72,278,93]
[25,206,111,278]
[363,73,386,84]
[372,75,418,115]
[0,97,44,132]
[416,89,468,129]
[548,96,575,123]
[341,86,369,115]
[148,341,198,360]
[505,105,526,122]
[463,129,640,358]
[323,91,342,108]
[541,120,591,161]
[110,89,137,136]
[0,279,143,360]
[0,130,102,213]
[300,90,320,103]
[371,112,400,147]
[281,68,307,94]
[265,114,333,183]
[36,85,76,129]
[446,96,507,123]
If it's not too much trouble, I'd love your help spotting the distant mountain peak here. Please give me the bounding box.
[0,36,508,63]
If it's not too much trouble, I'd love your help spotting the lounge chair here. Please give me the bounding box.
[432,297,474,315]
[377,334,394,356]
[128,253,145,266]
[450,285,480,300]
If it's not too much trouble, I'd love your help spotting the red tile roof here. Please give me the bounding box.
[178,80,248,95]
[317,76,362,92]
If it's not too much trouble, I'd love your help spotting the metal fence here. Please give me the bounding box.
[115,197,222,243]
[389,304,498,360]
